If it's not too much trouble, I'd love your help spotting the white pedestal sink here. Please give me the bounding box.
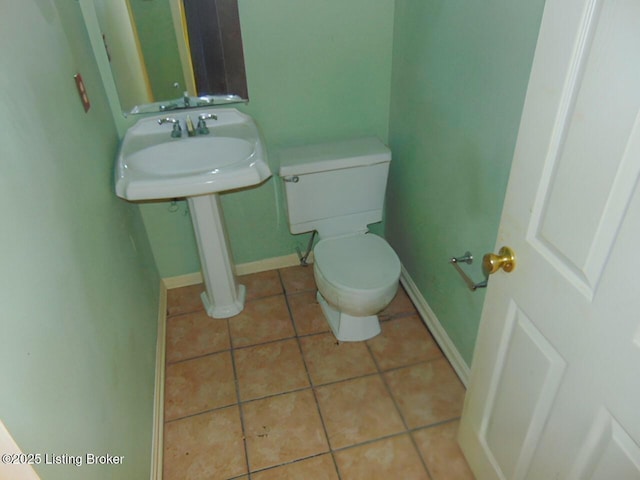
[115,108,270,318]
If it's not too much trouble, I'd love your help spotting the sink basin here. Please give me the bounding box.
[127,137,253,176]
[114,108,272,319]
[115,108,270,200]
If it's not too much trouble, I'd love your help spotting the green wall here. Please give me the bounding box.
[96,0,546,370]
[386,0,545,365]
[138,0,395,277]
[0,2,159,479]
[128,0,184,101]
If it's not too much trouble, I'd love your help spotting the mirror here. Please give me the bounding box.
[92,0,248,115]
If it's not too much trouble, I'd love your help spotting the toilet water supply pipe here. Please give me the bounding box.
[297,230,317,266]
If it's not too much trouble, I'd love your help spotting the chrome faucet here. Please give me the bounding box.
[158,117,182,138]
[196,113,218,135]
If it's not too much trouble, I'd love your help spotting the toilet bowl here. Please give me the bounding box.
[313,233,400,341]
[279,137,400,341]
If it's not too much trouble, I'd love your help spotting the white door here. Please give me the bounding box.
[458,0,640,478]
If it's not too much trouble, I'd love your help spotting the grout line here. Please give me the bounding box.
[165,348,233,366]
[377,356,448,375]
[165,308,205,320]
[366,329,435,479]
[247,452,333,478]
[366,341,410,431]
[327,430,412,454]
[165,305,424,363]
[163,406,233,425]
[227,317,253,478]
[378,310,420,323]
[240,385,314,406]
[231,332,299,352]
[165,372,384,426]
[408,416,464,433]
[310,371,380,390]
[280,270,342,480]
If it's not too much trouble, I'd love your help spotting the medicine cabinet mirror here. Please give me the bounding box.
[82,0,248,115]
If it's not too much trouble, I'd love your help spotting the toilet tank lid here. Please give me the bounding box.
[278,137,391,177]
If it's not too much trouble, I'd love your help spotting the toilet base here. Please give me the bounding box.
[316,292,381,342]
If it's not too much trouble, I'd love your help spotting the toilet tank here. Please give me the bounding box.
[278,137,391,236]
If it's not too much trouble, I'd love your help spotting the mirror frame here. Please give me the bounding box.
[80,0,128,134]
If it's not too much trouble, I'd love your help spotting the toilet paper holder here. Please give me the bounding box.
[449,251,488,291]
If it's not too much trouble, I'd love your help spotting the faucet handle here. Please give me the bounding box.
[158,117,182,138]
[196,113,217,135]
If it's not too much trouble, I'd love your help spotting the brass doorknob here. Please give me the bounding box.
[483,246,516,275]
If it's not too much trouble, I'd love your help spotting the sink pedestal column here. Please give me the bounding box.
[187,194,246,318]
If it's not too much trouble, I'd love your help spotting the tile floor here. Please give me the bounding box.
[163,265,475,480]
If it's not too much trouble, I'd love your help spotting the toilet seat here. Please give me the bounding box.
[313,233,400,317]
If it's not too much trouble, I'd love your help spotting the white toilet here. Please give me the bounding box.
[279,137,401,341]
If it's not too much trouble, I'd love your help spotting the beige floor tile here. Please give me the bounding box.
[300,333,378,386]
[243,390,329,471]
[163,268,471,479]
[368,315,443,370]
[334,434,429,480]
[166,311,230,363]
[234,338,310,401]
[163,406,247,480]
[379,286,417,320]
[384,358,466,428]
[166,283,206,317]
[228,295,295,348]
[240,270,283,301]
[315,376,405,449]
[251,454,339,480]
[287,291,330,336]
[413,421,476,480]
[279,265,316,294]
[164,352,236,421]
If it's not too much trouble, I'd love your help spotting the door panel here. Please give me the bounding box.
[530,0,640,296]
[483,303,565,479]
[568,409,640,479]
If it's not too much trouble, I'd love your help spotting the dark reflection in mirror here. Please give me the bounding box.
[182,0,248,99]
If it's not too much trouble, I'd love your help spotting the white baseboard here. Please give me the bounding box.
[150,283,167,480]
[161,272,202,290]
[235,252,308,276]
[161,253,306,290]
[399,265,471,387]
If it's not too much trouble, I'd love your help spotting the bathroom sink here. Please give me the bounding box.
[115,108,270,200]
[114,108,271,319]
